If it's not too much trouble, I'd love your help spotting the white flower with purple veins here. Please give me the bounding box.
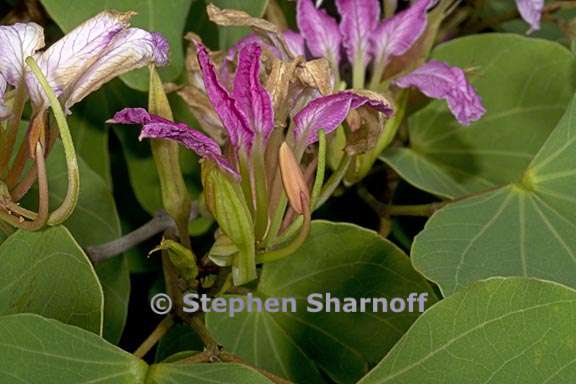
[0,10,168,120]
[515,0,544,34]
[291,0,486,126]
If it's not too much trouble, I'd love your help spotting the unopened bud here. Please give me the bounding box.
[279,142,310,215]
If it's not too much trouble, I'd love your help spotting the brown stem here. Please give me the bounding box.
[0,80,27,177]
[133,314,175,359]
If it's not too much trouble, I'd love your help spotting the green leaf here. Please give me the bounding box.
[381,34,576,198]
[24,141,130,342]
[0,227,103,334]
[412,91,576,295]
[211,0,269,50]
[147,362,274,384]
[96,256,131,344]
[69,91,112,185]
[358,277,576,384]
[207,221,438,383]
[39,0,193,91]
[0,313,147,383]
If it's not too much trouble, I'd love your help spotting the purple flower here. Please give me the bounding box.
[296,0,341,66]
[336,0,380,66]
[0,73,10,119]
[516,0,544,34]
[109,107,239,178]
[0,11,168,119]
[294,90,394,144]
[394,60,486,126]
[196,41,274,149]
[284,30,306,57]
[371,0,436,67]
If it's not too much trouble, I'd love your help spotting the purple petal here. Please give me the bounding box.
[372,0,435,65]
[226,34,281,61]
[196,42,252,148]
[296,0,341,65]
[516,0,544,34]
[294,91,394,144]
[232,43,274,141]
[335,0,380,66]
[284,30,305,57]
[0,23,44,86]
[110,107,238,177]
[394,60,486,126]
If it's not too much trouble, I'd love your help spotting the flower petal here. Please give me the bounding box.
[109,107,238,177]
[335,0,380,65]
[284,30,305,57]
[371,0,435,65]
[27,11,167,110]
[196,42,252,148]
[64,29,168,111]
[232,43,274,140]
[394,60,485,126]
[294,90,394,144]
[296,0,341,65]
[0,22,44,85]
[515,0,544,34]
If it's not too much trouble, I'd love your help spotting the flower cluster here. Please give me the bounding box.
[111,40,393,284]
[290,0,485,126]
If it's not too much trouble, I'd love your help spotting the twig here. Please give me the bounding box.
[133,314,175,359]
[86,205,198,264]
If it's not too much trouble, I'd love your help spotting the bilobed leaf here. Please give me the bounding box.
[211,0,269,50]
[147,362,274,384]
[0,314,147,383]
[412,91,576,295]
[381,34,576,198]
[39,0,193,91]
[358,278,576,384]
[207,221,437,384]
[0,227,103,334]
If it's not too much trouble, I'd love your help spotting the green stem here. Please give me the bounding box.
[253,139,269,241]
[148,66,192,250]
[315,154,352,209]
[257,200,310,264]
[387,203,444,217]
[352,53,366,89]
[26,56,79,225]
[310,130,327,208]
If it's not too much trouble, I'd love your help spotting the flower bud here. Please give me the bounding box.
[202,161,256,285]
[279,142,310,215]
[150,239,198,287]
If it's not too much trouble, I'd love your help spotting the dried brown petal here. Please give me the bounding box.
[206,3,293,59]
[295,58,333,95]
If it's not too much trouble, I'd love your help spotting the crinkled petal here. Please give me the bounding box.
[294,90,394,144]
[372,0,435,65]
[394,60,485,126]
[227,34,281,61]
[64,29,168,111]
[284,30,305,57]
[335,0,380,65]
[232,43,274,141]
[516,0,544,34]
[27,11,168,110]
[297,0,341,64]
[196,42,252,148]
[109,107,238,177]
[0,23,44,85]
